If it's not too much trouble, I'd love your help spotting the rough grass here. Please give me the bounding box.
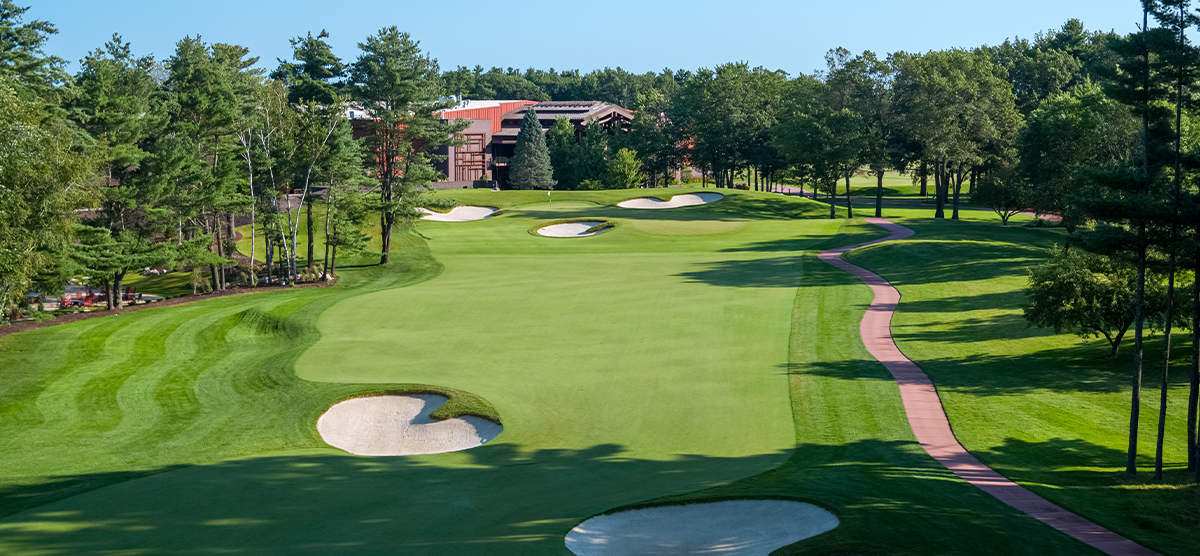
[846,216,1197,555]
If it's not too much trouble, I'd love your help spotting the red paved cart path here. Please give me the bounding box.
[819,218,1159,556]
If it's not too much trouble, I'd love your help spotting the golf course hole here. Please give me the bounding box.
[418,206,498,222]
[537,220,614,237]
[617,192,724,209]
[564,500,839,556]
[317,394,503,456]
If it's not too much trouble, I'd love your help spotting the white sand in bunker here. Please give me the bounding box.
[564,500,838,556]
[418,206,498,222]
[537,221,611,237]
[617,193,724,209]
[317,395,502,456]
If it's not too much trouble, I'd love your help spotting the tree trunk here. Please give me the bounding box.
[828,181,836,219]
[1191,272,1200,476]
[330,243,338,278]
[306,199,315,270]
[951,170,962,221]
[875,170,884,218]
[104,278,113,310]
[323,190,332,281]
[920,160,928,197]
[214,219,225,290]
[380,211,394,265]
[1156,251,1176,481]
[1128,6,1150,478]
[933,160,945,219]
[845,174,853,219]
[265,238,273,285]
[1128,231,1147,476]
[113,270,125,310]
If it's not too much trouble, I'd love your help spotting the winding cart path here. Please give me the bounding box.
[819,218,1159,556]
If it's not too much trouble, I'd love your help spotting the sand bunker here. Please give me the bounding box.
[419,206,498,222]
[537,221,611,237]
[317,395,502,456]
[617,193,724,209]
[565,500,838,556]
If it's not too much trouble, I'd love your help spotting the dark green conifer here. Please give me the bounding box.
[510,107,556,190]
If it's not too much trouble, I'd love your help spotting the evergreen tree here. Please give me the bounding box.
[0,0,68,100]
[271,30,344,104]
[348,27,465,264]
[67,35,175,307]
[1077,2,1175,476]
[509,107,556,190]
[606,148,645,189]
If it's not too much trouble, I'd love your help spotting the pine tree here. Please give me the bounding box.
[509,107,556,190]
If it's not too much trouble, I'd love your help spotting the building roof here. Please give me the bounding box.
[492,101,634,143]
[498,100,633,126]
[438,99,529,115]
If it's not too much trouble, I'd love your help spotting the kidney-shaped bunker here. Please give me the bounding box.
[317,395,502,456]
[617,193,724,209]
[565,500,838,556]
[418,206,498,222]
[537,221,611,237]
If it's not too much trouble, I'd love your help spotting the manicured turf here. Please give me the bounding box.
[121,269,206,298]
[844,217,1198,555]
[0,188,1155,554]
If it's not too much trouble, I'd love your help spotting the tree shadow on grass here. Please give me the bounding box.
[0,439,1101,556]
[512,194,829,224]
[792,351,1133,395]
[676,255,807,288]
[975,437,1200,554]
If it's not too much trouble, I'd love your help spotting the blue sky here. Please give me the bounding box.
[30,0,1138,76]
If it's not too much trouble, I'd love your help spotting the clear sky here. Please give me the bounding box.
[29,0,1139,76]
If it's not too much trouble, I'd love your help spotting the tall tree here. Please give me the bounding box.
[271,30,344,104]
[1079,2,1175,476]
[1017,82,1139,233]
[775,75,863,219]
[67,35,174,307]
[0,77,94,322]
[165,36,259,291]
[1146,0,1199,481]
[894,49,1021,219]
[348,27,465,264]
[509,107,556,190]
[0,0,68,99]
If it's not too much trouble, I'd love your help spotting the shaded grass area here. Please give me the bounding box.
[846,217,1198,555]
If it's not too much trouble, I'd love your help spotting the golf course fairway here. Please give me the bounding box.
[0,189,1145,554]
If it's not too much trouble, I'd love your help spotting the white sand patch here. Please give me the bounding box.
[419,206,498,222]
[617,193,724,209]
[317,395,502,456]
[537,221,611,237]
[565,500,838,556]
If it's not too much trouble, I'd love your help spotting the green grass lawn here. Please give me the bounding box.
[846,217,1199,555]
[121,269,205,299]
[0,188,1167,554]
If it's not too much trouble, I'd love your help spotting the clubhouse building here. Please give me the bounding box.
[433,99,634,188]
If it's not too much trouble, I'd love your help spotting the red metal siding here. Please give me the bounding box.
[441,100,537,133]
